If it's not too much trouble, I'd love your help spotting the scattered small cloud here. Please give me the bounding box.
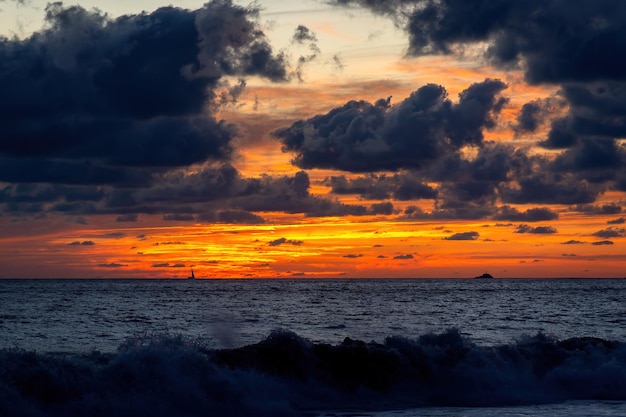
[444,231,479,241]
[592,240,614,246]
[561,240,585,245]
[98,263,126,268]
[268,237,304,246]
[152,263,170,268]
[101,232,125,239]
[515,224,558,234]
[393,254,414,260]
[591,227,626,239]
[608,217,626,225]
[68,240,95,246]
[561,254,577,257]
[343,254,363,258]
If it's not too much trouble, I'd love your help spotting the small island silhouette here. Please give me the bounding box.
[474,273,494,279]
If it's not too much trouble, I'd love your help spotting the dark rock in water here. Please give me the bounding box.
[475,273,494,279]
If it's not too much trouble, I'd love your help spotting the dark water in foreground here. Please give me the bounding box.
[0,278,625,416]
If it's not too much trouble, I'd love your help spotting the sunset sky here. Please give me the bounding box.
[1,0,625,278]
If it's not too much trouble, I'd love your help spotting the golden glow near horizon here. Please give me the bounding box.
[0,1,625,278]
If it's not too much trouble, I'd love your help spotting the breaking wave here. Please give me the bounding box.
[1,329,625,416]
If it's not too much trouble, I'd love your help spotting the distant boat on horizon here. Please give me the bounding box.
[188,268,195,280]
[474,273,494,279]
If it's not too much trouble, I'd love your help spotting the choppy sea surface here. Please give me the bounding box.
[1,278,625,416]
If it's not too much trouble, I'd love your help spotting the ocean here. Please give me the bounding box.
[1,278,625,416]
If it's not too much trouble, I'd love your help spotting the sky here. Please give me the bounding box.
[0,0,625,278]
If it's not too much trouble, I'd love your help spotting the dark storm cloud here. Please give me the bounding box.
[493,206,559,222]
[115,214,138,222]
[591,227,626,238]
[551,138,625,182]
[233,170,370,217]
[1,161,371,219]
[0,1,287,189]
[333,0,626,84]
[162,214,195,222]
[499,173,600,205]
[273,79,507,172]
[326,173,437,201]
[210,210,265,224]
[443,231,479,241]
[514,224,558,234]
[370,202,394,215]
[402,204,493,221]
[513,98,566,135]
[540,84,626,150]
[331,0,626,190]
[572,203,622,215]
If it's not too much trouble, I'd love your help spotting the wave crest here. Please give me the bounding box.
[1,329,626,416]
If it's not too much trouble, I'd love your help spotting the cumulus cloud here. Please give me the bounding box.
[608,217,626,224]
[0,1,289,215]
[273,79,507,172]
[330,0,626,192]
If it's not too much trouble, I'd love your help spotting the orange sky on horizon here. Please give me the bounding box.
[0,1,625,279]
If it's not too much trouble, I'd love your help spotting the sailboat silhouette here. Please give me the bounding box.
[188,268,195,280]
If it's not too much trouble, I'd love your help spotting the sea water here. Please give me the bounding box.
[0,278,625,416]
